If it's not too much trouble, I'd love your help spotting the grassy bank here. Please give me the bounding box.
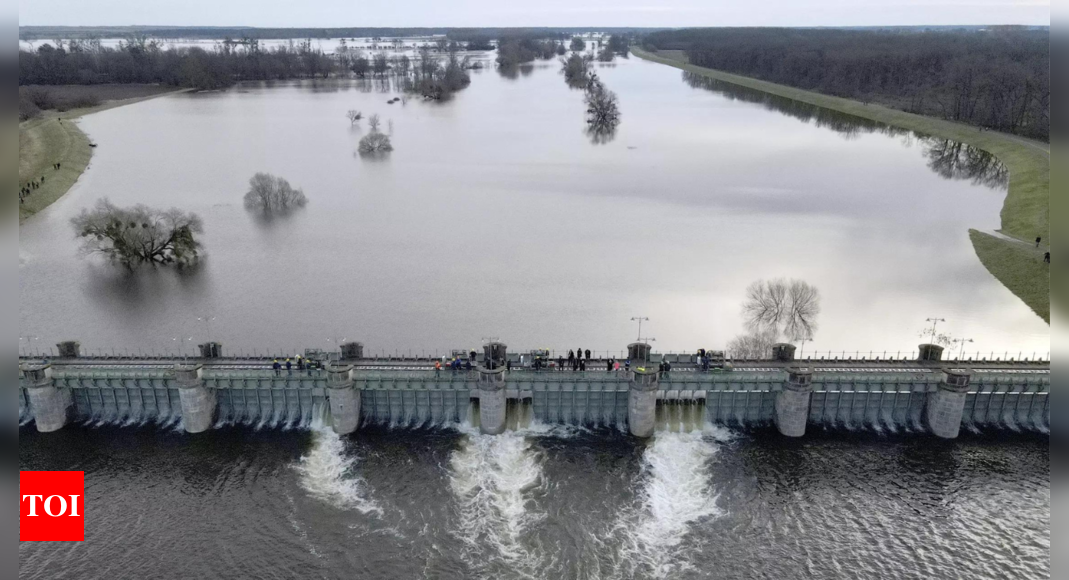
[969,231,1049,322]
[18,86,184,222]
[633,47,1049,323]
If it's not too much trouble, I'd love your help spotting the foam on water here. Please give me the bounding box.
[294,408,382,515]
[448,424,548,579]
[614,428,724,579]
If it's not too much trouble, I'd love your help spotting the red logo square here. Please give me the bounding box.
[20,471,85,542]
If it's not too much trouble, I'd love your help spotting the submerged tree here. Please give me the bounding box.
[346,109,363,125]
[569,36,586,52]
[71,199,203,267]
[742,278,821,343]
[243,172,308,212]
[358,117,393,156]
[584,73,620,133]
[560,52,590,88]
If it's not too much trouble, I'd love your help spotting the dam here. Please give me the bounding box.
[18,340,1049,439]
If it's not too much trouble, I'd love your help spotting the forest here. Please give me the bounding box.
[643,27,1049,140]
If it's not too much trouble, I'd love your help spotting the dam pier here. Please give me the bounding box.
[18,340,1049,439]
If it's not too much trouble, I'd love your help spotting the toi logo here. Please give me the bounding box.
[20,471,85,542]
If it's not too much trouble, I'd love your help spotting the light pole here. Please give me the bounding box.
[19,335,39,356]
[925,317,945,345]
[481,336,500,367]
[952,338,974,360]
[630,316,649,341]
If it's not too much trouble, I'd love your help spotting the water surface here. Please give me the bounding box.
[18,423,1049,580]
[18,55,1048,356]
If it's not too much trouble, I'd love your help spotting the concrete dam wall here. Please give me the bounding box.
[18,356,1049,439]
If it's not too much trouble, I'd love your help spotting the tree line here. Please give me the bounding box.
[644,27,1049,140]
[20,37,335,89]
[18,35,476,108]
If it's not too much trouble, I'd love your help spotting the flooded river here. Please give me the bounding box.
[18,53,1049,356]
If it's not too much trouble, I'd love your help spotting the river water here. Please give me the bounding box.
[18,420,1049,580]
[18,53,1049,356]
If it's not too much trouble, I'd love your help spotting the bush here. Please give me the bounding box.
[19,95,42,120]
[243,173,308,212]
[358,131,393,155]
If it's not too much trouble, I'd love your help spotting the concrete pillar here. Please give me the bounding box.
[628,366,660,438]
[483,342,508,369]
[926,369,970,439]
[772,343,796,362]
[174,364,215,434]
[340,342,364,361]
[56,341,81,359]
[22,364,70,433]
[327,365,360,435]
[627,342,652,364]
[775,368,813,437]
[918,344,944,362]
[478,366,507,435]
[198,342,222,359]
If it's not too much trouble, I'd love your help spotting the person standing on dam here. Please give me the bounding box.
[567,350,575,370]
[606,358,614,372]
[272,359,281,377]
[558,354,564,371]
[585,349,591,361]
[285,359,292,375]
[434,360,441,377]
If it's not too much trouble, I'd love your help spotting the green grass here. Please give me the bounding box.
[18,87,185,222]
[18,115,93,221]
[969,231,1049,322]
[633,47,1050,323]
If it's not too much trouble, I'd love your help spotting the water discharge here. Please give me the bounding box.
[293,406,382,515]
[448,424,548,580]
[615,428,728,579]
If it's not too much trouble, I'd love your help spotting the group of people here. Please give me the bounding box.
[271,355,321,376]
[19,162,63,204]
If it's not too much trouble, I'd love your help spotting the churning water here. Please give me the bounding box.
[19,419,1048,580]
[294,405,382,515]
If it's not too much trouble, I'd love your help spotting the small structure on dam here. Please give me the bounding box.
[17,339,1049,439]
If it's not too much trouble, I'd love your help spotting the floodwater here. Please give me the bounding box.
[18,421,1049,580]
[18,54,1049,357]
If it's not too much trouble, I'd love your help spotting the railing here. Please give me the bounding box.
[17,346,1052,365]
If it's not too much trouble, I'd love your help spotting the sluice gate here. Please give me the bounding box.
[18,361,1049,439]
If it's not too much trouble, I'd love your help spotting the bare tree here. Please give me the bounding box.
[243,172,308,212]
[743,279,820,342]
[346,109,362,125]
[358,131,393,155]
[71,199,202,267]
[726,329,778,359]
[585,74,620,130]
[368,113,381,132]
[372,52,389,76]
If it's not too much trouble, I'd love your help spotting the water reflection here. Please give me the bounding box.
[682,71,1008,189]
[586,123,617,145]
[497,63,534,80]
[923,139,1008,189]
[682,71,902,139]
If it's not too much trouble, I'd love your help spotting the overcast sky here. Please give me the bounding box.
[18,0,1050,27]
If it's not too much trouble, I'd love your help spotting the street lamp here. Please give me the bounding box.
[630,316,649,341]
[924,317,946,344]
[952,338,974,360]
